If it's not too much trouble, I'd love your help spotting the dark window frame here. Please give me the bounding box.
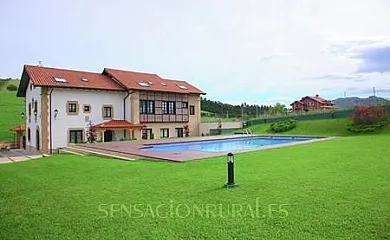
[103,106,112,118]
[162,101,176,115]
[190,105,195,115]
[175,128,184,138]
[160,128,170,138]
[69,103,77,113]
[83,104,91,113]
[140,100,155,114]
[69,129,83,143]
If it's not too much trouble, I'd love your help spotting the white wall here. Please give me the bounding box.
[25,81,42,150]
[51,88,126,149]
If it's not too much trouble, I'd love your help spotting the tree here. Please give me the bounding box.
[269,103,287,115]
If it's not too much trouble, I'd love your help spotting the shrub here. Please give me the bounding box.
[351,106,387,125]
[6,84,17,91]
[348,106,388,133]
[270,119,297,133]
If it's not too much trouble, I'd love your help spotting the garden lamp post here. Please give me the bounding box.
[225,152,237,188]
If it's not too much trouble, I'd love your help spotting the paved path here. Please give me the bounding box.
[0,149,42,164]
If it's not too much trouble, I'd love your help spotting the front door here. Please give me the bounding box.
[104,130,113,142]
[70,130,83,143]
[142,129,153,139]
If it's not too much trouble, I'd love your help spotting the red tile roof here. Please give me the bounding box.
[23,65,125,91]
[17,65,205,97]
[92,120,146,129]
[103,68,205,94]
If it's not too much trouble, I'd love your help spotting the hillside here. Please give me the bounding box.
[332,96,389,109]
[0,79,24,141]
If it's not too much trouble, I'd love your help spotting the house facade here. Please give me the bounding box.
[290,95,335,112]
[17,65,204,154]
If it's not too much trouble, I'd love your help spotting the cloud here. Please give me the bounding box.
[354,45,390,73]
[328,39,390,73]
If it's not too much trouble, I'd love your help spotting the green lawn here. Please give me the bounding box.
[249,118,390,136]
[1,133,389,239]
[0,87,24,141]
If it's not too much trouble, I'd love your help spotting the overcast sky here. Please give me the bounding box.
[1,0,390,105]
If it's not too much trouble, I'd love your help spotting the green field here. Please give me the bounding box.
[248,117,390,136]
[1,118,390,239]
[0,79,24,141]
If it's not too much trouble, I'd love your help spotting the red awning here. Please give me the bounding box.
[92,120,146,129]
[10,125,26,132]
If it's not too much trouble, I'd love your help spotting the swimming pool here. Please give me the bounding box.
[141,136,316,152]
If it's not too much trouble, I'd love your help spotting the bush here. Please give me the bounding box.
[6,84,17,91]
[270,119,297,133]
[348,106,388,133]
[351,106,387,125]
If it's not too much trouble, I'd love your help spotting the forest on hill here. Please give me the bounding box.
[201,97,274,118]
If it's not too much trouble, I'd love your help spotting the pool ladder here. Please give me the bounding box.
[244,128,253,137]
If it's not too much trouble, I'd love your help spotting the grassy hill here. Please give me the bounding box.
[248,118,390,136]
[0,79,24,141]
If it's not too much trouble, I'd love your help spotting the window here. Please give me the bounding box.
[140,100,155,114]
[168,102,175,114]
[66,101,79,115]
[148,101,154,114]
[103,106,112,119]
[54,77,67,83]
[190,105,195,115]
[162,101,168,114]
[34,100,38,118]
[81,78,89,82]
[182,102,188,108]
[27,128,31,141]
[69,103,77,113]
[160,128,169,138]
[69,130,83,143]
[175,128,184,138]
[162,101,175,114]
[28,103,31,121]
[83,104,91,113]
[142,129,153,139]
[178,85,187,89]
[138,82,149,87]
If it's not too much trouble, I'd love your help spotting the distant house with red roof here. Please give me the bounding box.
[17,64,205,154]
[290,94,335,112]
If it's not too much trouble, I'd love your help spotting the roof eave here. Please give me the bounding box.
[16,66,30,97]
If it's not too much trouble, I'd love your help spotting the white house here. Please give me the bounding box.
[17,65,205,154]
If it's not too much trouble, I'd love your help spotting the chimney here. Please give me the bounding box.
[315,94,319,97]
[38,61,43,67]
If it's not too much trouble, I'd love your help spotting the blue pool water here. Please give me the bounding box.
[141,136,315,152]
